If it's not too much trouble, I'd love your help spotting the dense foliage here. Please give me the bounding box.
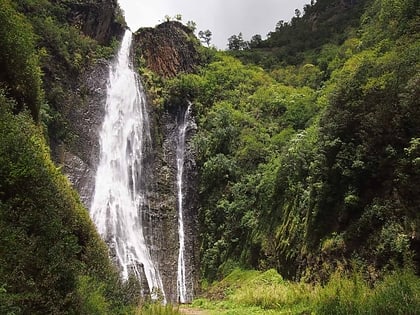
[0,96,139,314]
[227,0,370,68]
[0,0,43,121]
[164,0,420,283]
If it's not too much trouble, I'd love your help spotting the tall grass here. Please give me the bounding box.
[193,268,420,315]
[315,269,420,315]
[230,269,316,310]
[135,303,181,315]
[314,272,370,314]
[368,270,420,314]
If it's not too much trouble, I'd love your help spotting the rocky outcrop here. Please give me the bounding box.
[134,21,201,78]
[65,0,125,45]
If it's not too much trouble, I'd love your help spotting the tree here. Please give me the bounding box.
[227,32,248,50]
[186,20,196,32]
[249,34,263,48]
[275,20,285,31]
[198,29,212,47]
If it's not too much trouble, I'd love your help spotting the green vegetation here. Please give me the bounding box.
[10,0,122,146]
[136,304,181,315]
[0,96,139,314]
[227,0,370,68]
[0,0,43,121]
[163,0,420,286]
[192,268,420,314]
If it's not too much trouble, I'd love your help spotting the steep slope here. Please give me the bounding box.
[229,0,370,68]
[0,101,123,314]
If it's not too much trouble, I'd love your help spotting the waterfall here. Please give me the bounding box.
[90,30,165,299]
[176,104,191,303]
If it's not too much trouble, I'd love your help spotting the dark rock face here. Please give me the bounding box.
[65,0,125,45]
[52,59,109,209]
[133,21,201,302]
[146,103,199,302]
[134,21,200,78]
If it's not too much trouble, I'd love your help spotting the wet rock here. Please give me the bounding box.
[56,19,201,303]
[52,59,109,209]
[144,102,199,303]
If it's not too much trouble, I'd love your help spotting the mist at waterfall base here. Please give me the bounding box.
[90,31,167,299]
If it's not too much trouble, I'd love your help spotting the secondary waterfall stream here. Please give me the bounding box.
[176,105,191,303]
[90,30,165,299]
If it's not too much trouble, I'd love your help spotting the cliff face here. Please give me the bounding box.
[146,104,199,302]
[65,0,125,45]
[134,21,200,78]
[56,17,201,302]
[134,21,201,301]
[54,61,109,208]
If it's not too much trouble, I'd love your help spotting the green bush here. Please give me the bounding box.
[0,0,43,120]
[77,276,111,315]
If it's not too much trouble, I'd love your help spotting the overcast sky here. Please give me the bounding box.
[118,0,310,49]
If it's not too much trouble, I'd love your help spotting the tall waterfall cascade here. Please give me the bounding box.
[90,30,165,299]
[176,104,192,303]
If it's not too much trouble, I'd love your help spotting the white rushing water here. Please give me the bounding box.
[176,104,191,303]
[90,30,165,299]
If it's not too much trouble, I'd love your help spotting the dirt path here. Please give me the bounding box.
[179,306,210,315]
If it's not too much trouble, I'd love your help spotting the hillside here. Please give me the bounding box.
[160,0,420,284]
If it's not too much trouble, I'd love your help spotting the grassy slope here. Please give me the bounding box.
[189,268,420,315]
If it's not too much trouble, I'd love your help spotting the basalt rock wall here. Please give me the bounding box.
[55,18,201,302]
[134,21,201,302]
